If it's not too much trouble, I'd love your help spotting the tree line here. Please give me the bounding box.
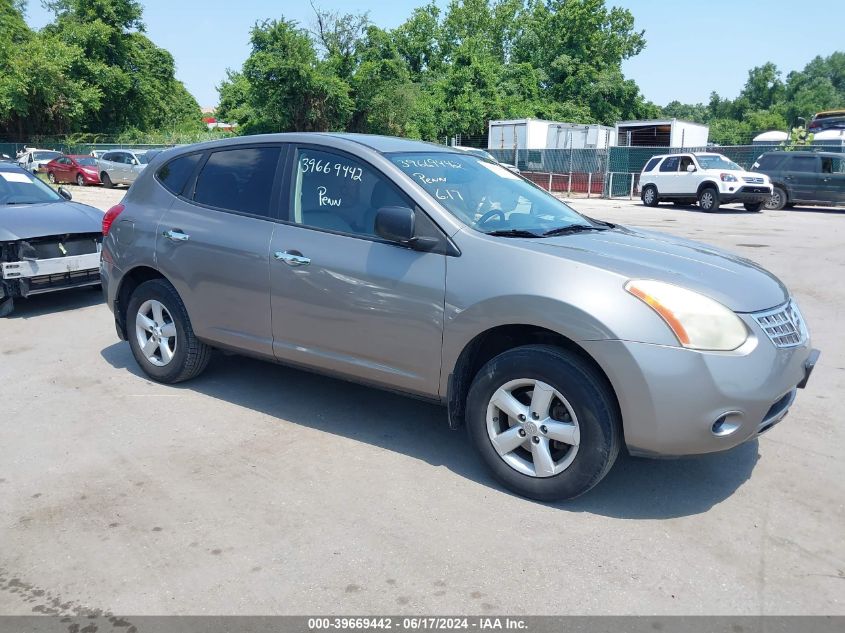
[2,0,844,145]
[0,0,202,141]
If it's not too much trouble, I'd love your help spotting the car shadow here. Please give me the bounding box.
[5,287,103,319]
[100,343,759,519]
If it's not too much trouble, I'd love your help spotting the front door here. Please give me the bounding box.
[155,145,283,357]
[269,146,447,397]
[784,154,821,202]
[55,157,72,182]
[820,155,845,205]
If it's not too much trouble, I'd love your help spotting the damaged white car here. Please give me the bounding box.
[0,164,103,316]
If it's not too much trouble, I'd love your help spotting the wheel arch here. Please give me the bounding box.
[770,181,790,201]
[114,265,175,340]
[446,324,621,432]
[696,180,719,196]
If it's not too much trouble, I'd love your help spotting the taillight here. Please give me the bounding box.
[102,203,125,236]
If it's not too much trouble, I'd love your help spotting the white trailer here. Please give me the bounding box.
[545,123,616,150]
[615,119,709,148]
[488,119,555,150]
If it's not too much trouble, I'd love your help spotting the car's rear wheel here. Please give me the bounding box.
[76,173,85,187]
[126,279,212,384]
[698,186,720,212]
[744,201,763,212]
[101,172,113,188]
[465,345,621,501]
[765,186,787,210]
[641,185,659,207]
[47,172,56,184]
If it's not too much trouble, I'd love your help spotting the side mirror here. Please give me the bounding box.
[686,164,696,172]
[375,206,416,243]
[58,186,72,201]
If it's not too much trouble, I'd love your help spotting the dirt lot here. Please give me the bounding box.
[0,185,843,616]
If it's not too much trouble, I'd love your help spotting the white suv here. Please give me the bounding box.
[639,152,772,212]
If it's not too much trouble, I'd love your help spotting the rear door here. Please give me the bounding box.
[268,145,447,396]
[783,155,821,202]
[155,145,284,357]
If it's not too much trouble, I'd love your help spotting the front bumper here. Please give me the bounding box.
[582,318,818,457]
[720,185,773,204]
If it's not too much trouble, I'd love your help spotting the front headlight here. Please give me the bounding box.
[625,279,749,351]
[720,173,738,182]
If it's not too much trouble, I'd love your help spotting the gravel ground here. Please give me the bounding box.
[0,185,842,616]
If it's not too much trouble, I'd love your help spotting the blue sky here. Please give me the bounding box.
[21,0,845,109]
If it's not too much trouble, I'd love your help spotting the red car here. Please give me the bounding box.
[45,154,101,186]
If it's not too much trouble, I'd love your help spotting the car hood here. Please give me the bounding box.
[0,201,104,241]
[527,225,787,313]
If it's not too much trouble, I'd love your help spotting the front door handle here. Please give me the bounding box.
[274,250,311,267]
[163,229,190,242]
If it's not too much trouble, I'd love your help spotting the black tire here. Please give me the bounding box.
[47,172,56,184]
[641,184,659,207]
[0,297,14,318]
[126,279,212,384]
[765,186,787,210]
[465,344,621,501]
[101,172,113,188]
[698,186,720,212]
[76,173,85,187]
[744,201,763,212]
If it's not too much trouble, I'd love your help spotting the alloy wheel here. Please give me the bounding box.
[765,190,781,210]
[486,379,580,478]
[135,299,177,367]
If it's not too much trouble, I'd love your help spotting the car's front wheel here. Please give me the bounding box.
[126,279,212,384]
[47,172,56,184]
[698,186,720,212]
[641,185,659,207]
[465,345,621,501]
[76,173,85,187]
[765,186,787,210]
[101,172,113,188]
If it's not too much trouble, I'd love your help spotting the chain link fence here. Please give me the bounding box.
[490,143,845,199]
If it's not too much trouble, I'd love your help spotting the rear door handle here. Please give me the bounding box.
[274,250,311,267]
[163,229,190,242]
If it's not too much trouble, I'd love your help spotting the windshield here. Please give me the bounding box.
[33,151,61,161]
[0,170,63,204]
[697,155,742,171]
[76,157,98,167]
[390,153,594,235]
[136,152,155,164]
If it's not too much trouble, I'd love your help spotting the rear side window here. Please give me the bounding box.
[754,154,786,171]
[659,156,680,172]
[157,154,201,196]
[786,156,819,173]
[193,146,281,217]
[643,157,660,172]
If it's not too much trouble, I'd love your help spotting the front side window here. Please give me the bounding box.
[291,148,408,237]
[659,156,680,172]
[0,169,62,204]
[389,152,595,235]
[679,156,695,171]
[193,146,280,216]
[821,156,845,174]
[787,156,819,173]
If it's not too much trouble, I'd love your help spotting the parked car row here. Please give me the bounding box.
[639,149,845,212]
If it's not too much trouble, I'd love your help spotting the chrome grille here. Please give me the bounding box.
[753,301,807,348]
[743,176,765,184]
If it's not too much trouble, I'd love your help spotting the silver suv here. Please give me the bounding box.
[98,149,160,188]
[101,134,819,501]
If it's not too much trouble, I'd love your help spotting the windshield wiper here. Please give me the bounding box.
[484,229,542,238]
[542,224,608,237]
